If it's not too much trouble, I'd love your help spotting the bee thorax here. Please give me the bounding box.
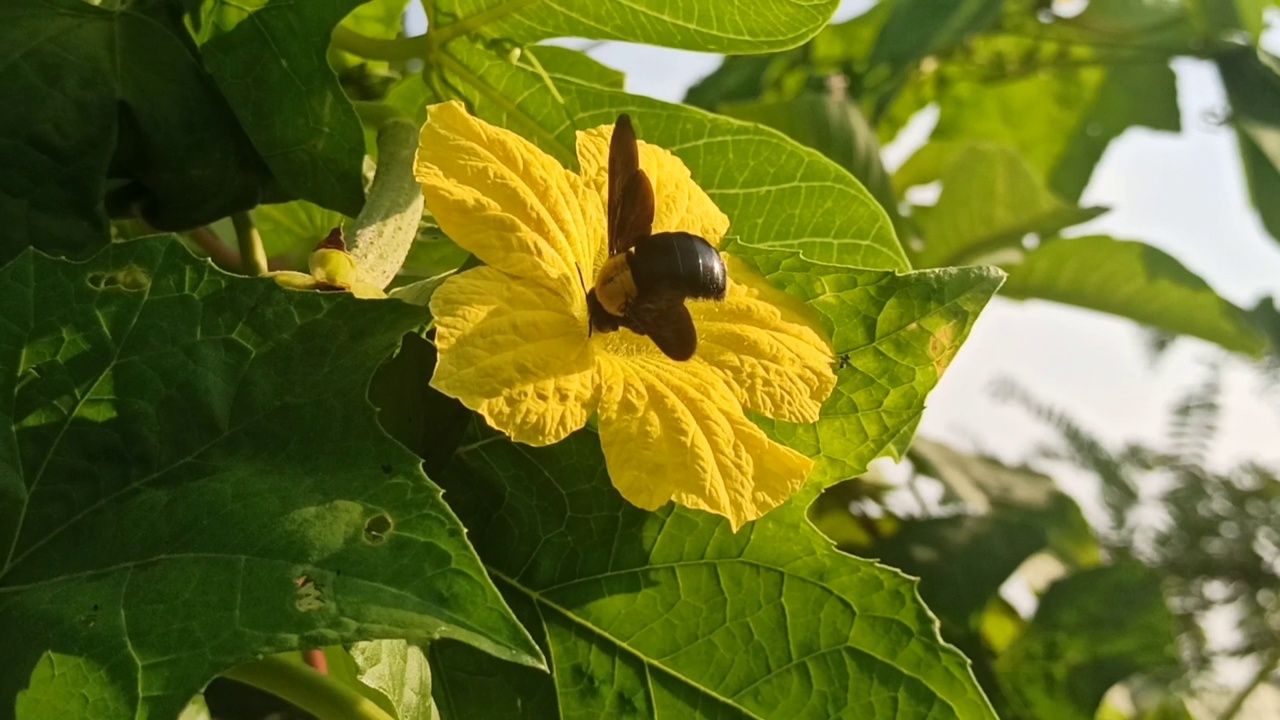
[593,254,637,316]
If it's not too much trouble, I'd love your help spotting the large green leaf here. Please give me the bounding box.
[729,243,1004,485]
[896,143,1105,268]
[0,237,541,720]
[719,92,899,227]
[1218,48,1280,244]
[254,201,347,260]
[193,0,369,216]
[428,37,910,270]
[0,0,272,265]
[1001,235,1267,355]
[426,426,999,719]
[432,0,839,53]
[995,564,1179,720]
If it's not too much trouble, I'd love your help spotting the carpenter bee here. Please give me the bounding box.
[585,114,727,361]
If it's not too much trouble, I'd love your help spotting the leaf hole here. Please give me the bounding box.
[380,463,393,475]
[363,513,393,544]
[87,266,150,292]
[294,575,325,612]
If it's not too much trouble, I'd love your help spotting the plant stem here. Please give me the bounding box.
[231,212,269,276]
[331,25,431,61]
[188,226,240,271]
[352,101,409,130]
[224,655,395,720]
[347,119,425,289]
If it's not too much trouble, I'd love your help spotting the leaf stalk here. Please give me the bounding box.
[223,654,396,720]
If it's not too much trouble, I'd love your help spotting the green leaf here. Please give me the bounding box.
[351,640,435,720]
[1001,235,1268,355]
[995,563,1179,720]
[897,142,1105,268]
[526,45,625,90]
[0,0,272,265]
[1219,48,1280,244]
[729,243,1005,484]
[431,37,910,270]
[254,201,347,260]
[194,0,369,216]
[433,0,839,53]
[830,440,1099,641]
[719,92,899,226]
[400,224,472,280]
[427,427,999,719]
[907,438,1101,568]
[869,0,1003,70]
[684,54,793,111]
[0,237,541,720]
[343,0,410,38]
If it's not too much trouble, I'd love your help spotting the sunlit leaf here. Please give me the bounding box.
[254,201,348,261]
[896,142,1105,268]
[0,237,541,720]
[1002,235,1268,355]
[719,91,899,225]
[351,640,435,720]
[730,243,1004,484]
[433,0,839,53]
[424,427,1000,719]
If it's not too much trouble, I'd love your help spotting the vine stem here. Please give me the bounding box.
[188,226,240,271]
[223,655,394,720]
[346,119,425,289]
[331,25,431,61]
[230,212,269,276]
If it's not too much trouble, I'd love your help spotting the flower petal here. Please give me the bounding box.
[692,257,836,423]
[416,101,602,302]
[310,248,359,288]
[576,125,730,269]
[430,266,597,446]
[596,354,812,530]
[267,271,320,291]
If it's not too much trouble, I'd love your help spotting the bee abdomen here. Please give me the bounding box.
[627,232,726,301]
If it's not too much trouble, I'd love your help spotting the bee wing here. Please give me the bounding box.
[608,115,654,256]
[627,297,698,362]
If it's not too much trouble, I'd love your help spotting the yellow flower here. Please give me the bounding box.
[415,101,836,529]
[269,245,386,299]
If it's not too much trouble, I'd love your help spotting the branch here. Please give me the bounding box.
[231,212,269,276]
[331,25,431,61]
